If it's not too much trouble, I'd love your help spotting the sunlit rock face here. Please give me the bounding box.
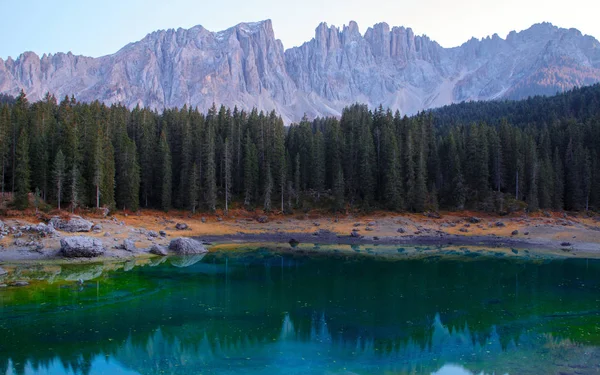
[1,21,600,122]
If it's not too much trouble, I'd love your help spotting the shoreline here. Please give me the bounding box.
[1,209,599,264]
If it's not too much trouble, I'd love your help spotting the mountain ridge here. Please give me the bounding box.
[1,19,599,123]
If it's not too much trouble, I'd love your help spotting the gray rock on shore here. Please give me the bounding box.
[50,216,93,232]
[149,244,168,256]
[168,237,207,255]
[60,236,106,258]
[0,266,7,276]
[119,239,137,252]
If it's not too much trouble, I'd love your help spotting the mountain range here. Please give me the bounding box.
[1,19,599,123]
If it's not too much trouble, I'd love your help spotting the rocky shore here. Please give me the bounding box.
[1,209,599,263]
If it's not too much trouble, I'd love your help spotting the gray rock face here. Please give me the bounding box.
[1,21,599,122]
[60,236,106,258]
[168,237,207,255]
[50,216,93,232]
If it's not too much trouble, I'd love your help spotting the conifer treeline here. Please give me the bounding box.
[0,85,599,213]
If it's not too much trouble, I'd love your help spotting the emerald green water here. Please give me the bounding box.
[1,247,599,375]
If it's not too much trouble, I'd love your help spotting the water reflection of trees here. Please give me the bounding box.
[2,312,598,375]
[1,252,599,375]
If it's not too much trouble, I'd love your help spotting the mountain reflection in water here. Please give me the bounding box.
[1,248,599,374]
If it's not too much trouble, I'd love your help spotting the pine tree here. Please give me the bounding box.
[159,130,172,212]
[91,126,104,209]
[465,124,489,202]
[381,122,402,210]
[122,139,140,211]
[0,105,9,200]
[14,128,30,209]
[205,123,217,212]
[552,147,564,210]
[312,130,325,199]
[189,162,200,213]
[358,117,375,207]
[53,149,66,210]
[12,91,29,194]
[100,130,116,210]
[294,152,301,205]
[243,132,258,207]
[224,139,232,214]
[138,109,157,207]
[263,162,273,212]
[583,149,592,211]
[448,133,466,210]
[525,136,539,211]
[70,164,79,213]
[404,131,416,211]
[333,164,345,212]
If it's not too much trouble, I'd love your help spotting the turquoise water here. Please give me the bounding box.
[1,247,599,374]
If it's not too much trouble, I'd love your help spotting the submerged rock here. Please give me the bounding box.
[50,216,93,232]
[60,236,106,258]
[62,265,104,281]
[170,254,206,268]
[168,237,207,255]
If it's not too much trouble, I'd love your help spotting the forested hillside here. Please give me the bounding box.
[0,85,599,214]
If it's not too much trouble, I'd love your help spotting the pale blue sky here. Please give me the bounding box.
[1,0,598,59]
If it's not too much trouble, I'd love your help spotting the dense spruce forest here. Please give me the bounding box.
[0,84,599,214]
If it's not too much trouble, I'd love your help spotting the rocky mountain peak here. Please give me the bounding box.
[1,20,599,122]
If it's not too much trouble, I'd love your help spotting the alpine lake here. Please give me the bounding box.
[1,243,599,375]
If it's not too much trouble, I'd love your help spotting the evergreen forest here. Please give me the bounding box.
[1,84,600,214]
